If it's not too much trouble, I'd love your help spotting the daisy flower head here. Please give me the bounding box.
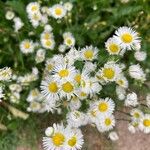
[130,109,143,121]
[13,17,24,32]
[87,104,98,123]
[0,67,12,81]
[50,4,67,19]
[114,26,141,50]
[41,38,55,50]
[69,96,81,111]
[125,92,138,107]
[35,48,46,63]
[67,110,88,128]
[116,74,128,88]
[43,123,66,150]
[52,63,77,82]
[134,51,147,62]
[100,61,122,82]
[59,80,76,100]
[95,97,115,117]
[27,88,40,102]
[96,114,115,132]
[129,64,146,81]
[63,32,75,47]
[41,76,60,101]
[105,37,122,55]
[41,31,54,41]
[108,131,119,141]
[5,10,15,20]
[81,45,99,61]
[139,114,150,134]
[64,128,84,150]
[26,2,40,15]
[64,2,73,11]
[20,39,34,54]
[28,11,42,28]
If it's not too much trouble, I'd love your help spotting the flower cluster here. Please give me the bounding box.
[1,1,150,150]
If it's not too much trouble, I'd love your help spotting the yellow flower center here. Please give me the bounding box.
[109,43,120,53]
[48,82,58,93]
[24,42,30,49]
[31,6,38,11]
[33,14,40,20]
[58,69,69,78]
[47,64,53,71]
[103,68,115,79]
[31,90,38,97]
[98,102,108,112]
[55,8,62,15]
[84,50,94,60]
[134,113,140,118]
[81,80,86,88]
[68,136,77,147]
[105,118,112,126]
[143,119,150,127]
[74,74,81,84]
[52,133,65,146]
[45,40,52,47]
[62,82,74,93]
[44,33,51,40]
[80,92,87,97]
[66,38,72,45]
[117,79,124,85]
[90,109,97,117]
[121,33,133,43]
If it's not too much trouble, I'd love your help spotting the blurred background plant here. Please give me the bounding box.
[0,0,150,149]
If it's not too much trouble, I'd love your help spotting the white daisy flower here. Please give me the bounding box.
[114,26,141,50]
[130,109,143,121]
[134,51,147,62]
[59,80,76,99]
[105,37,122,55]
[5,10,15,20]
[35,48,46,63]
[41,31,54,41]
[100,61,122,82]
[64,128,84,150]
[108,131,119,141]
[96,115,115,132]
[67,110,88,128]
[26,2,40,14]
[43,123,66,150]
[69,96,81,110]
[116,86,126,100]
[0,67,12,81]
[41,39,55,50]
[129,64,146,81]
[63,32,75,47]
[52,64,77,82]
[50,4,67,19]
[95,98,115,117]
[139,114,150,134]
[44,24,53,32]
[9,84,22,93]
[64,2,73,11]
[27,101,41,112]
[81,45,98,61]
[13,17,24,32]
[20,39,34,54]
[45,127,54,137]
[76,90,88,100]
[28,12,42,27]
[27,88,40,102]
[125,92,138,107]
[83,62,97,73]
[116,74,128,88]
[41,76,59,101]
[58,44,67,53]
